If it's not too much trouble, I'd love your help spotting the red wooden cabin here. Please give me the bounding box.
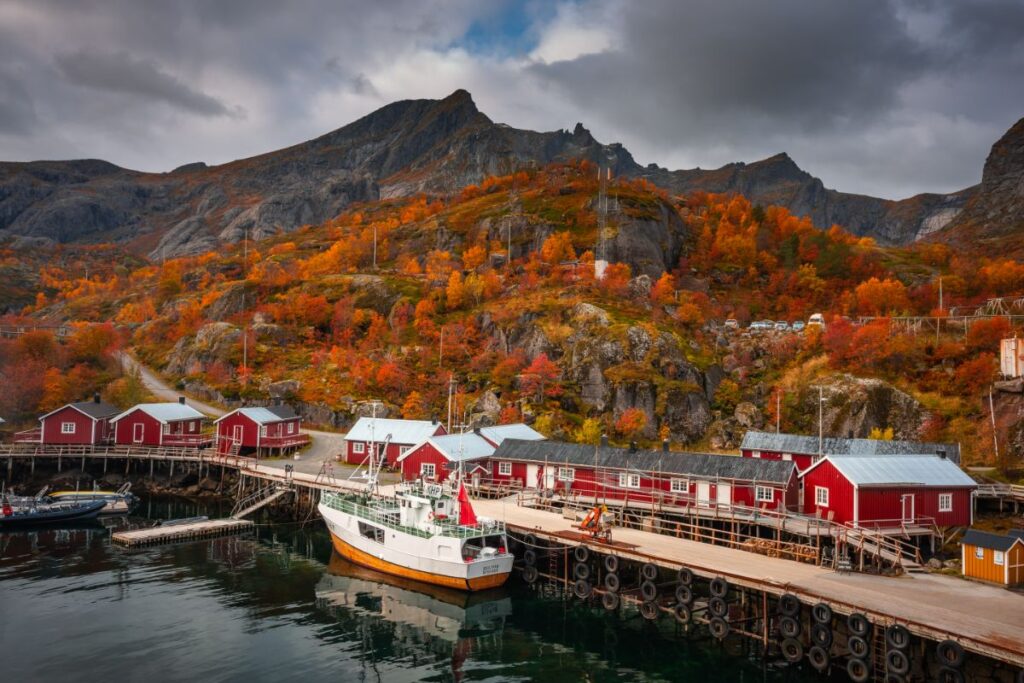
[214,405,308,457]
[16,395,119,445]
[111,398,212,448]
[489,439,799,512]
[343,418,446,465]
[396,432,497,482]
[799,454,976,529]
[740,431,961,472]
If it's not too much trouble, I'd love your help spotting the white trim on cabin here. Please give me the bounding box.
[61,422,76,434]
[815,486,829,507]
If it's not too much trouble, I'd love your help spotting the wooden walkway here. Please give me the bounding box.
[112,519,254,547]
[474,499,1024,668]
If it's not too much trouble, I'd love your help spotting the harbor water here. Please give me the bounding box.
[0,498,831,682]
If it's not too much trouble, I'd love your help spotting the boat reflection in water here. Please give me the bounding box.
[315,552,511,676]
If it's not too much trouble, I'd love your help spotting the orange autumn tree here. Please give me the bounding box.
[614,407,647,440]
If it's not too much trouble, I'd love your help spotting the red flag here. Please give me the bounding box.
[457,483,478,526]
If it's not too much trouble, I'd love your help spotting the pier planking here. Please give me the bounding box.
[112,519,254,547]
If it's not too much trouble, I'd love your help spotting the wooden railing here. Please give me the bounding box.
[12,429,40,443]
[975,483,1024,503]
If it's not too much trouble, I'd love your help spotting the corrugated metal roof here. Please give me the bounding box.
[39,400,120,421]
[1007,529,1024,541]
[111,403,206,424]
[477,423,545,446]
[345,418,442,445]
[491,439,796,484]
[825,455,976,487]
[962,529,1022,552]
[428,433,496,462]
[740,430,961,463]
[216,405,299,425]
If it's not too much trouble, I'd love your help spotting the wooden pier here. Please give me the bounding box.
[112,518,254,547]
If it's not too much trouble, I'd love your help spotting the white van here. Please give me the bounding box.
[807,313,825,329]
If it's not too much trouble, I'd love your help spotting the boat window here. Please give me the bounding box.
[358,521,384,544]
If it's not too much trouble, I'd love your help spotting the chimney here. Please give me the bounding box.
[600,434,608,448]
[432,414,439,425]
[178,396,186,405]
[94,393,101,404]
[629,441,637,453]
[938,450,946,459]
[662,439,669,453]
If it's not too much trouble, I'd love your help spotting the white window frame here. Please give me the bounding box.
[619,473,640,489]
[61,422,76,434]
[938,493,952,512]
[353,441,365,454]
[260,426,268,437]
[994,550,1005,566]
[815,486,829,507]
[750,450,761,458]
[557,467,574,482]
[782,453,792,461]
[755,486,774,503]
[399,445,411,456]
[162,423,170,434]
[421,462,436,478]
[287,422,295,434]
[498,461,512,476]
[975,546,984,560]
[670,478,688,493]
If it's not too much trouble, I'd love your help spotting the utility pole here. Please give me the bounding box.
[447,375,455,433]
[438,326,444,368]
[373,223,378,270]
[989,387,1000,464]
[242,226,249,384]
[818,386,825,458]
[776,390,781,434]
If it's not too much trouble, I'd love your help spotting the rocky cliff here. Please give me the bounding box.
[1,90,995,259]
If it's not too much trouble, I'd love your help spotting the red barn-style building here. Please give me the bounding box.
[740,431,961,472]
[17,395,119,445]
[111,399,212,448]
[343,418,446,465]
[490,439,799,512]
[799,454,976,529]
[396,423,546,482]
[214,405,308,457]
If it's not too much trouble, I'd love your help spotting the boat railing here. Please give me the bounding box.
[320,492,505,539]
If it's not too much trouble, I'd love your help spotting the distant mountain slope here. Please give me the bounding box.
[0,89,996,258]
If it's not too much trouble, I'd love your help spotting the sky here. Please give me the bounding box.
[0,0,1022,199]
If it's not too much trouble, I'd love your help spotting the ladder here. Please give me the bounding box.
[231,484,292,519]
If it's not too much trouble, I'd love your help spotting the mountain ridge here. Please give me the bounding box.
[0,89,998,258]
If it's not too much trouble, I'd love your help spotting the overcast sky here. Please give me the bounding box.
[1,0,1022,199]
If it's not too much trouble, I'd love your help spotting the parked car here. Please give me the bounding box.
[775,321,789,331]
[792,320,806,332]
[807,313,825,329]
[724,318,739,330]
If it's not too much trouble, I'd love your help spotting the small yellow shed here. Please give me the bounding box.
[960,529,1024,586]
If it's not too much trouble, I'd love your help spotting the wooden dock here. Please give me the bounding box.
[112,519,254,547]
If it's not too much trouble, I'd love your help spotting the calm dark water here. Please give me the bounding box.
[0,498,828,683]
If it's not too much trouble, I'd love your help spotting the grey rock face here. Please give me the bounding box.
[807,374,924,439]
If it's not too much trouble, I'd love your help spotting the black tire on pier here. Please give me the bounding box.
[573,579,592,600]
[710,577,728,598]
[885,648,910,676]
[937,639,965,668]
[574,545,590,563]
[524,533,537,548]
[810,622,833,649]
[708,596,728,618]
[674,584,693,605]
[640,600,660,621]
[673,603,692,625]
[779,593,801,617]
[640,580,658,602]
[604,572,620,593]
[523,549,537,566]
[780,637,804,663]
[573,562,591,581]
[709,617,729,640]
[604,554,619,574]
[847,657,871,683]
[848,635,870,659]
[937,666,965,683]
[677,566,693,585]
[641,562,658,581]
[811,602,833,625]
[602,590,620,612]
[847,612,871,638]
[885,624,911,650]
[522,565,538,584]
[807,645,829,672]
[778,615,801,639]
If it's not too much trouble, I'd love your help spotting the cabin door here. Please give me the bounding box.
[543,466,555,490]
[232,425,244,444]
[132,423,144,443]
[901,494,915,524]
[716,483,732,508]
[697,481,711,508]
[526,464,540,489]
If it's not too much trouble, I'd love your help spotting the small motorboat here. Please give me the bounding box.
[0,498,107,527]
[46,483,138,516]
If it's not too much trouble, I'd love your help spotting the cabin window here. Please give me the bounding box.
[815,486,829,507]
[61,422,76,434]
[557,467,575,482]
[162,424,170,434]
[994,550,1005,566]
[498,461,512,476]
[975,546,984,560]
[358,522,384,544]
[670,478,687,493]
[353,441,365,454]
[287,423,294,434]
[421,463,436,478]
[260,426,268,437]
[938,493,952,512]
[755,486,774,503]
[399,445,411,456]
[782,453,792,461]
[750,450,761,458]
[619,473,640,489]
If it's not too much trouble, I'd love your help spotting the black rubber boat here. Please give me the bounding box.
[0,499,107,527]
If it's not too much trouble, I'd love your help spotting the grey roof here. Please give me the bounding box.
[741,431,961,464]
[111,403,206,424]
[216,405,299,425]
[962,529,1023,552]
[477,423,545,446]
[422,433,496,462]
[491,439,796,484]
[345,418,443,445]
[39,400,120,421]
[1008,529,1024,541]
[819,455,976,487]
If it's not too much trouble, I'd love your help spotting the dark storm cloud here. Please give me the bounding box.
[55,50,239,118]
[0,72,37,134]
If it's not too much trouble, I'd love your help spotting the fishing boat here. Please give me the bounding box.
[46,483,138,516]
[318,427,513,592]
[0,498,106,527]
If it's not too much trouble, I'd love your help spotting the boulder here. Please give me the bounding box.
[661,386,713,443]
[627,274,653,298]
[268,379,300,398]
[806,374,924,439]
[626,325,653,362]
[734,402,764,430]
[570,302,610,326]
[611,381,658,440]
[165,322,241,376]
[470,390,502,422]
